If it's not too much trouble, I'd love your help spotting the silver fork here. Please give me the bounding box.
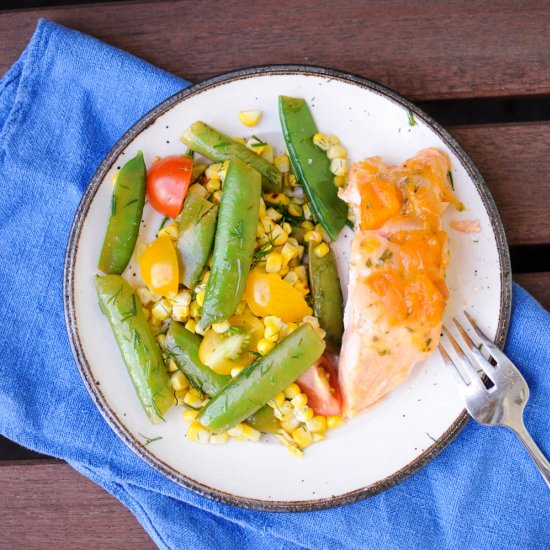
[438,311,550,488]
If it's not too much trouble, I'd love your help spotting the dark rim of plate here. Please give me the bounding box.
[63,64,512,512]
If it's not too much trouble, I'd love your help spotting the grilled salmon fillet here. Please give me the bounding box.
[338,148,462,417]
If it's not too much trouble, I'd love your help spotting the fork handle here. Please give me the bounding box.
[512,423,550,489]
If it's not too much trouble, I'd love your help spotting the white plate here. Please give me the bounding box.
[64,66,511,511]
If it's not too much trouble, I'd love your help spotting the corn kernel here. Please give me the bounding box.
[230,366,244,378]
[156,333,166,348]
[238,110,262,127]
[212,320,230,334]
[195,324,208,336]
[282,222,292,234]
[201,270,210,284]
[285,322,299,335]
[172,291,192,306]
[284,383,301,399]
[228,423,245,437]
[306,415,327,433]
[281,242,298,266]
[295,405,314,422]
[264,325,281,342]
[327,415,344,429]
[246,137,267,154]
[205,178,221,193]
[287,203,303,217]
[288,445,303,457]
[265,252,283,273]
[172,304,190,322]
[312,132,330,150]
[314,242,330,258]
[234,137,246,145]
[312,432,326,443]
[282,418,302,432]
[211,190,223,205]
[170,370,189,391]
[137,287,158,306]
[292,425,313,448]
[261,216,275,233]
[328,134,340,145]
[141,307,151,321]
[261,145,274,163]
[183,388,204,409]
[279,265,290,277]
[205,163,222,180]
[304,230,322,244]
[275,430,294,447]
[288,173,298,187]
[152,299,172,321]
[242,423,262,442]
[158,223,179,240]
[211,432,230,445]
[294,281,310,296]
[185,318,197,333]
[300,220,314,232]
[294,265,307,281]
[195,291,205,307]
[303,203,313,220]
[327,144,347,159]
[266,207,282,222]
[264,192,290,206]
[334,175,346,186]
[187,421,210,444]
[273,155,290,173]
[182,409,199,422]
[257,338,275,355]
[330,158,349,176]
[302,315,320,330]
[167,358,179,373]
[272,225,288,246]
[188,183,209,198]
[291,393,308,408]
[297,245,305,259]
[259,197,267,218]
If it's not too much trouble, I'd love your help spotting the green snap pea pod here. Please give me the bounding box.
[247,405,281,434]
[98,151,146,274]
[180,121,282,193]
[176,193,218,289]
[164,322,230,396]
[198,323,325,432]
[308,241,344,354]
[279,96,348,241]
[95,275,173,423]
[199,158,261,330]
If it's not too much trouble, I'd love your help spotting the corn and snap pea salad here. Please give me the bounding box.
[95,96,351,456]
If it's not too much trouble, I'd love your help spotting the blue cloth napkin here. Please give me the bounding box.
[1,19,549,550]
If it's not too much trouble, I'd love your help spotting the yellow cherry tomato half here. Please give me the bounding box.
[199,313,264,375]
[139,234,179,296]
[244,270,312,322]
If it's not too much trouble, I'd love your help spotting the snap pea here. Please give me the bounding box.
[247,405,281,434]
[164,322,229,396]
[98,151,146,274]
[177,193,218,289]
[199,158,261,330]
[95,275,173,423]
[180,121,282,193]
[279,96,348,241]
[198,323,325,432]
[308,241,344,354]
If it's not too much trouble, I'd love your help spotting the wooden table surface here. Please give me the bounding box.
[1,1,549,547]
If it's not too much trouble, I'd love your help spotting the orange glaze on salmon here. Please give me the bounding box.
[338,148,462,417]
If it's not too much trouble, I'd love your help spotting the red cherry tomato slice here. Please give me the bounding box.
[147,155,193,218]
[297,354,342,416]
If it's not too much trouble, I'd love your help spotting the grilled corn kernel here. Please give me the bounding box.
[234,137,246,144]
[313,432,326,443]
[274,155,290,173]
[188,183,209,198]
[205,163,222,180]
[328,134,340,145]
[212,320,230,334]
[171,291,192,306]
[282,418,302,432]
[287,203,303,217]
[205,178,221,193]
[152,299,172,321]
[257,338,275,355]
[288,173,298,187]
[294,265,307,281]
[259,197,267,217]
[238,110,262,127]
[295,405,314,423]
[141,307,151,321]
[315,223,331,243]
[261,145,274,163]
[275,430,294,447]
[314,242,330,258]
[172,304,190,322]
[210,432,230,445]
[167,358,179,373]
[211,190,223,205]
[297,245,305,260]
[327,415,344,429]
[265,252,283,273]
[304,230,322,244]
[230,366,244,378]
[292,425,313,448]
[327,144,347,159]
[137,287,157,306]
[195,291,205,307]
[291,393,308,408]
[170,370,189,391]
[300,220,314,232]
[330,158,349,176]
[284,383,301,399]
[312,132,330,150]
[156,333,166,348]
[288,445,303,457]
[279,264,290,277]
[306,415,327,433]
[182,409,199,422]
[183,388,204,409]
[242,424,262,442]
[264,325,280,342]
[158,222,179,240]
[303,203,313,220]
[266,207,282,222]
[261,216,275,233]
[294,281,310,296]
[272,225,288,246]
[264,192,290,206]
[281,242,298,265]
[285,322,299,335]
[282,222,292,234]
[334,175,346,186]
[187,421,210,444]
[228,423,245,437]
[185,318,197,333]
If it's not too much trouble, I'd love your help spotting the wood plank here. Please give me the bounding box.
[1,0,549,101]
[0,460,153,548]
[515,272,550,311]
[449,122,550,247]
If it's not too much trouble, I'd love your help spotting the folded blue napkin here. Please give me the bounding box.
[1,19,549,550]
